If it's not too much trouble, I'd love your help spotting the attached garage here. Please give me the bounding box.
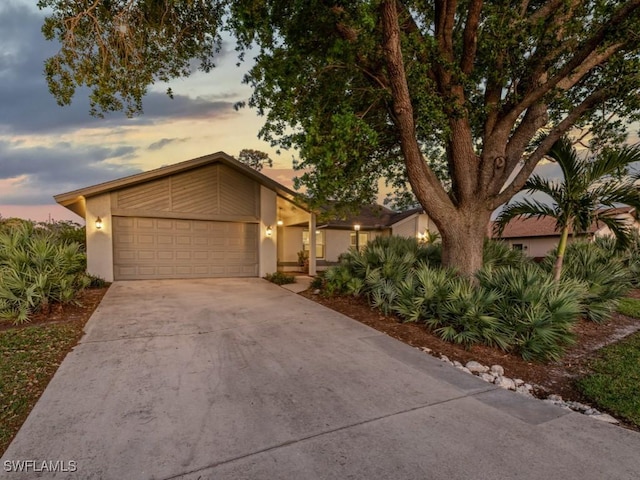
[54,152,313,282]
[112,217,258,280]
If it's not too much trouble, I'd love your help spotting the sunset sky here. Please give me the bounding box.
[0,0,296,223]
[1,1,637,224]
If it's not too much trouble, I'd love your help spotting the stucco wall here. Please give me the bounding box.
[392,214,439,239]
[259,186,277,277]
[85,193,114,282]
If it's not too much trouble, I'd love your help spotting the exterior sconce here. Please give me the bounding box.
[265,225,273,237]
[277,219,284,226]
[95,217,103,230]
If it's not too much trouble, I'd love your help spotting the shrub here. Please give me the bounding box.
[621,231,640,287]
[541,240,631,323]
[483,239,531,269]
[477,264,583,361]
[0,223,90,324]
[320,234,623,361]
[264,271,296,285]
[309,273,325,290]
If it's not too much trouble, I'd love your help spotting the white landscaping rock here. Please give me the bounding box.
[514,378,524,387]
[440,355,451,363]
[494,376,516,391]
[591,414,620,424]
[490,365,504,376]
[465,361,489,373]
[479,373,496,383]
[515,386,534,397]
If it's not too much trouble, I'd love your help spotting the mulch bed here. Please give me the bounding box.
[300,289,640,404]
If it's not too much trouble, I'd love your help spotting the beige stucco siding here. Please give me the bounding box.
[85,193,114,282]
[259,186,277,277]
[392,213,438,239]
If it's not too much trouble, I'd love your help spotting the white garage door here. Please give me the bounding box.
[113,217,259,280]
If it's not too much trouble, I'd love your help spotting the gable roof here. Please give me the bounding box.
[389,207,425,226]
[54,151,307,217]
[492,207,637,239]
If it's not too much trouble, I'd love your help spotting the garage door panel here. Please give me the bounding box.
[113,217,259,280]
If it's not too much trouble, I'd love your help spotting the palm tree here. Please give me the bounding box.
[495,137,640,281]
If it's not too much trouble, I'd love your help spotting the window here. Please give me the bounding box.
[512,243,524,251]
[350,232,368,250]
[302,230,325,259]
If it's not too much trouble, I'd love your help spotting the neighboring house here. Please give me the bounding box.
[277,205,440,272]
[490,207,640,259]
[55,152,315,281]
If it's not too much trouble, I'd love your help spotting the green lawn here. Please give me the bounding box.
[0,322,85,454]
[617,297,640,319]
[578,332,640,427]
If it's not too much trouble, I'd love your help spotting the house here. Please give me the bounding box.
[55,152,316,281]
[55,151,441,280]
[491,207,640,258]
[277,205,439,271]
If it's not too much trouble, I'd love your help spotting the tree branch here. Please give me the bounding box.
[498,0,640,131]
[380,0,454,220]
[460,0,483,75]
[491,86,611,208]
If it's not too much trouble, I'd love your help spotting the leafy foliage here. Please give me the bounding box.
[322,236,588,361]
[477,265,583,361]
[541,241,632,322]
[237,149,273,172]
[39,1,640,277]
[264,271,295,285]
[495,137,640,279]
[0,223,90,324]
[483,239,532,270]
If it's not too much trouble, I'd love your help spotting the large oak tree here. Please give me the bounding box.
[39,0,640,276]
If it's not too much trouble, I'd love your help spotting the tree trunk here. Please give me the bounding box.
[553,225,570,281]
[437,208,492,278]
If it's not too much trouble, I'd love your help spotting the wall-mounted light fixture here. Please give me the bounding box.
[95,217,103,230]
[277,219,284,227]
[266,225,273,237]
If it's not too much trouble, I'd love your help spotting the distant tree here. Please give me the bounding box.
[495,138,640,280]
[39,1,640,277]
[237,149,273,172]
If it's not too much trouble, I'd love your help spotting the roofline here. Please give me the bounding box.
[389,211,422,227]
[54,151,309,215]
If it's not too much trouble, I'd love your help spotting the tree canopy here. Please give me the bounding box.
[39,0,640,276]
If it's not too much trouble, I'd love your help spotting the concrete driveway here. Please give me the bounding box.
[2,279,640,479]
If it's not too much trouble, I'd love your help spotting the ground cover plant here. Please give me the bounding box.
[264,271,296,285]
[578,332,640,426]
[319,236,632,362]
[0,222,90,325]
[617,298,640,319]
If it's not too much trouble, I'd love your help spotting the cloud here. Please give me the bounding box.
[0,140,142,204]
[0,2,240,136]
[148,138,190,151]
